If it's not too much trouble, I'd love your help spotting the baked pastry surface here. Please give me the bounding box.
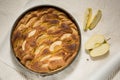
[11,7,80,73]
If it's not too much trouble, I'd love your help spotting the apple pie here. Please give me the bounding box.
[11,7,80,73]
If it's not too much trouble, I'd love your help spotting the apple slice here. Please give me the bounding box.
[22,40,26,50]
[49,41,62,52]
[28,30,36,37]
[89,10,102,30]
[83,8,92,31]
[90,43,110,57]
[85,34,105,50]
[60,33,71,40]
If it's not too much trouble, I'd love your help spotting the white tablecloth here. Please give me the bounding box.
[0,0,120,80]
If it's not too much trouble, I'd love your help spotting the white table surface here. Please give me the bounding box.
[0,0,120,80]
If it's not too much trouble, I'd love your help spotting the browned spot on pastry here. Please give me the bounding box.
[43,39,53,45]
[39,65,49,72]
[47,27,63,37]
[50,19,59,24]
[35,25,47,32]
[21,54,33,64]
[71,34,79,41]
[60,23,72,33]
[48,57,65,70]
[31,61,49,72]
[68,44,76,51]
[54,50,71,61]
[31,14,38,17]
[44,19,59,24]
[15,51,23,59]
[41,48,50,56]
[63,43,77,53]
[12,31,21,41]
[55,50,66,57]
[46,14,59,19]
[64,53,73,61]
[30,41,36,47]
[46,8,55,13]
[15,48,26,59]
[63,37,73,44]
[26,36,37,47]
[24,42,35,55]
[31,62,41,71]
[31,11,38,17]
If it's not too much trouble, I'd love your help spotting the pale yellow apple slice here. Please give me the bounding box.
[22,40,26,50]
[83,8,92,31]
[49,41,62,52]
[28,30,36,37]
[60,33,71,40]
[85,34,105,50]
[89,10,102,30]
[90,43,110,57]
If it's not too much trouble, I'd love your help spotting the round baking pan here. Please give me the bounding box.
[10,5,81,76]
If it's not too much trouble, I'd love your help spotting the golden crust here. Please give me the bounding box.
[12,7,80,73]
